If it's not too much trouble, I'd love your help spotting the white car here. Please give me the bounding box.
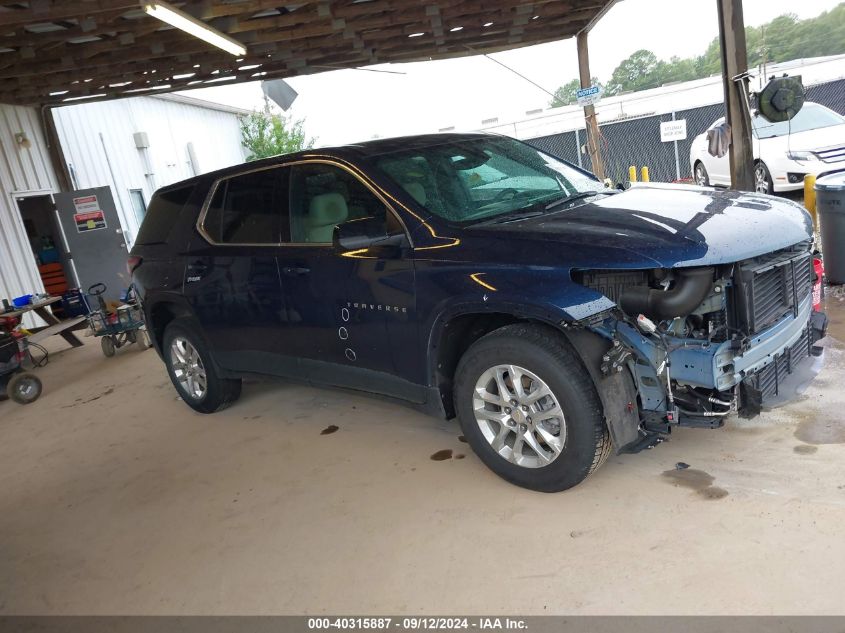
[690,102,845,193]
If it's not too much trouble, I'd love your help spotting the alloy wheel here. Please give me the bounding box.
[472,364,566,468]
[170,336,207,400]
[755,164,770,194]
[695,165,707,186]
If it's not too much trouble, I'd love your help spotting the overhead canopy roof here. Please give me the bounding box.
[0,0,617,107]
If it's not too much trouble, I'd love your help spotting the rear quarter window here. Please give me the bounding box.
[134,183,196,245]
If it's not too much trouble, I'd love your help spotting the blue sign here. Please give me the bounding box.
[576,85,602,106]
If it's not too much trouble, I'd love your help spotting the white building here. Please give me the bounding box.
[0,93,248,316]
[467,54,845,140]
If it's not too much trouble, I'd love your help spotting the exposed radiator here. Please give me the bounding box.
[738,245,813,334]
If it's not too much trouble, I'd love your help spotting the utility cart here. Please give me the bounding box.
[0,331,42,405]
[86,283,149,357]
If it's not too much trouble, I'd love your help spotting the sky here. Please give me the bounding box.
[183,0,843,146]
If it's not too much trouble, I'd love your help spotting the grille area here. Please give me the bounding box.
[738,246,813,334]
[814,145,845,164]
[752,324,814,398]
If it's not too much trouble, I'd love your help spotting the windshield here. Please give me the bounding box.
[371,136,600,223]
[753,103,845,139]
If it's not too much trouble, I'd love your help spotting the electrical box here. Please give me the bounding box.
[133,132,150,149]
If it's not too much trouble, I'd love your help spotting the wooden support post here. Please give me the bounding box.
[576,30,605,181]
[717,0,755,191]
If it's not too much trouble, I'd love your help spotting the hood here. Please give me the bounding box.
[470,184,813,269]
[758,123,845,152]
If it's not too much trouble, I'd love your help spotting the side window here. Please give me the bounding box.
[203,167,290,244]
[289,163,388,244]
[134,183,194,245]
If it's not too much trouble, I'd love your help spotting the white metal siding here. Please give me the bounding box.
[52,95,246,245]
[0,103,59,318]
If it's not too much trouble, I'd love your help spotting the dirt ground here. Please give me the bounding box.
[1,293,845,616]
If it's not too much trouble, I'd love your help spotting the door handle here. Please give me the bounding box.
[282,266,310,276]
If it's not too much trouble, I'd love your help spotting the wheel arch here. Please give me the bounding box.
[428,306,640,451]
[145,295,195,355]
[427,301,581,418]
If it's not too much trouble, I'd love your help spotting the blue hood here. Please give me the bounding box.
[471,184,813,269]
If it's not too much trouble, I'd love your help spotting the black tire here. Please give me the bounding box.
[754,161,774,194]
[454,324,611,492]
[126,330,137,344]
[101,336,116,357]
[7,372,42,405]
[162,318,241,414]
[694,161,710,186]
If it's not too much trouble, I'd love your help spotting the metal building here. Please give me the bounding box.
[0,93,247,315]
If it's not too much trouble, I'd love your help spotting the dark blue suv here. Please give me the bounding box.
[131,133,826,491]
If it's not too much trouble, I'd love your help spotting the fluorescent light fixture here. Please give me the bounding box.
[450,26,463,32]
[143,1,247,56]
[62,93,107,102]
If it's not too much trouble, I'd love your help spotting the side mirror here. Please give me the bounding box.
[332,217,408,252]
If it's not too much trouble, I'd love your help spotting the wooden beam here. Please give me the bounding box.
[576,30,605,180]
[0,1,138,28]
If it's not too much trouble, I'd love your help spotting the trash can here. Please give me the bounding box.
[816,172,845,284]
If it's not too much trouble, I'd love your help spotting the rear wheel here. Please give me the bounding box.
[7,372,42,404]
[454,324,610,492]
[163,319,241,413]
[694,161,710,186]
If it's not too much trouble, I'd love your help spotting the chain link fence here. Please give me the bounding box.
[521,77,845,186]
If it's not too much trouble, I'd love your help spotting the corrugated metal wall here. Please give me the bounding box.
[52,95,246,245]
[0,103,60,312]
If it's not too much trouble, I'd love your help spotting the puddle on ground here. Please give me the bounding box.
[794,415,845,445]
[661,468,729,500]
[700,487,729,500]
[430,449,453,461]
[320,425,339,435]
[454,453,466,460]
[794,444,819,454]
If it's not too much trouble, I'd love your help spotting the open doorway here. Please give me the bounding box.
[15,194,77,318]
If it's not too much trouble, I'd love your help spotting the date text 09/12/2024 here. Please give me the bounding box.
[307,618,528,630]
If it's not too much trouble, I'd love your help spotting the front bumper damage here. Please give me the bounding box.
[593,298,827,453]
[739,309,828,417]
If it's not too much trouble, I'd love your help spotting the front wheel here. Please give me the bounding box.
[7,372,42,404]
[163,319,241,414]
[754,161,774,194]
[694,161,710,186]
[454,324,611,492]
[101,336,116,357]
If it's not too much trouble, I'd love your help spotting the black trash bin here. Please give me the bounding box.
[816,172,845,284]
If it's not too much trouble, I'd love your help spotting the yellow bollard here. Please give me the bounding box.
[641,166,650,182]
[804,174,817,229]
[629,165,638,183]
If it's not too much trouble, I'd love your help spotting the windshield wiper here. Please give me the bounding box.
[471,189,618,226]
[544,189,617,211]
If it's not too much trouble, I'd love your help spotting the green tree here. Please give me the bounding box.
[605,49,659,95]
[553,3,845,100]
[239,97,316,161]
[550,77,602,107]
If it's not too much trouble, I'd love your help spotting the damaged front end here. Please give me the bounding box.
[568,240,827,453]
